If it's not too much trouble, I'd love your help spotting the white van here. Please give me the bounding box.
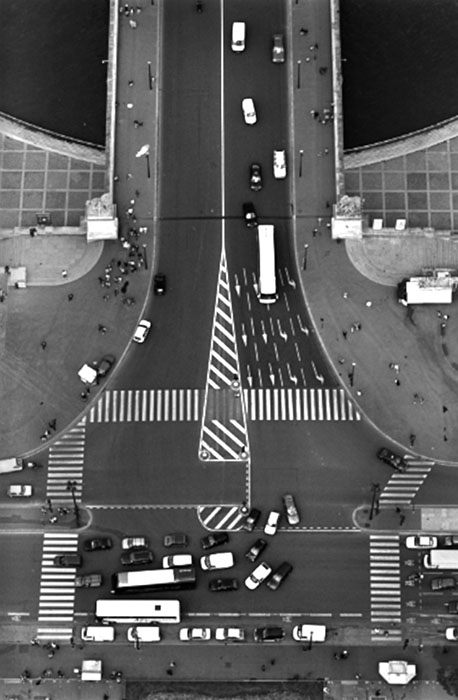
[231,22,246,52]
[0,458,23,474]
[200,552,234,571]
[127,626,161,643]
[81,625,115,642]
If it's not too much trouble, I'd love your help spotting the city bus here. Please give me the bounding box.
[95,599,181,624]
[256,225,277,304]
[111,566,197,594]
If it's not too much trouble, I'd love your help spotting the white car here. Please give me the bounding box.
[446,628,458,641]
[264,511,280,536]
[215,627,245,642]
[127,626,161,643]
[242,98,257,125]
[405,536,438,550]
[7,484,32,498]
[179,627,211,642]
[121,536,149,550]
[133,319,152,343]
[200,552,234,571]
[292,624,326,642]
[245,561,272,590]
[162,554,193,568]
[273,149,287,179]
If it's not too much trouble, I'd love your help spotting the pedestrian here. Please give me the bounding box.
[81,391,87,400]
[169,661,176,668]
[67,293,74,301]
[403,638,409,649]
[128,80,134,86]
[400,514,406,526]
[41,340,47,350]
[70,636,75,648]
[409,434,416,447]
[342,331,347,340]
[166,669,173,676]
[300,27,308,35]
[61,269,68,278]
[4,265,10,274]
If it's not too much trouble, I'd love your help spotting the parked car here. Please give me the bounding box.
[154,273,167,295]
[97,354,115,378]
[200,552,234,571]
[242,97,257,125]
[162,554,193,568]
[253,627,285,642]
[133,319,152,343]
[179,627,211,642]
[201,532,229,550]
[75,573,103,588]
[209,577,239,592]
[215,627,245,641]
[163,533,189,548]
[250,163,262,191]
[377,447,407,473]
[431,577,456,591]
[405,536,437,549]
[7,484,32,498]
[446,627,458,640]
[443,536,458,547]
[54,554,82,567]
[245,561,272,590]
[127,626,161,643]
[121,536,149,550]
[266,562,293,591]
[283,494,300,525]
[273,149,287,179]
[446,601,458,614]
[292,624,326,642]
[264,511,280,536]
[120,549,154,566]
[242,508,261,532]
[243,202,258,228]
[272,34,285,63]
[83,537,113,552]
[245,538,267,563]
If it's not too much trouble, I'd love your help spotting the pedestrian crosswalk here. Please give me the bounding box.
[369,535,402,642]
[199,248,249,461]
[46,419,86,504]
[36,532,78,640]
[243,387,361,421]
[198,505,247,531]
[378,457,434,510]
[88,388,361,423]
[89,388,201,423]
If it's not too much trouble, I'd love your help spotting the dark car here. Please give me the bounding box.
[54,554,82,567]
[163,533,189,548]
[266,562,293,591]
[120,549,154,566]
[377,447,407,473]
[83,537,113,552]
[253,626,285,643]
[243,202,258,228]
[97,354,115,378]
[75,573,103,588]
[209,577,239,592]
[154,273,167,295]
[443,536,458,547]
[242,508,261,532]
[446,600,458,613]
[250,163,262,191]
[431,577,456,591]
[245,538,267,563]
[201,532,229,550]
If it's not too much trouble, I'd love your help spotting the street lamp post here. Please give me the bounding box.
[66,480,80,527]
[299,149,303,178]
[142,244,148,270]
[297,60,301,89]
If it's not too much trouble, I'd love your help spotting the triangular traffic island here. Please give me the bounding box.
[199,248,249,462]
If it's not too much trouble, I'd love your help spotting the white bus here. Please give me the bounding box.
[257,225,277,304]
[111,567,196,594]
[95,599,181,624]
